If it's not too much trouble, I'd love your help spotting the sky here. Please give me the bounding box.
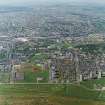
[0,0,105,6]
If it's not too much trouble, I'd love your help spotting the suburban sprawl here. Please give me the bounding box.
[0,2,105,105]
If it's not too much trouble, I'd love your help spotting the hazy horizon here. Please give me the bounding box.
[0,0,105,6]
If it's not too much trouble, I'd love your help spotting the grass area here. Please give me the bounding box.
[1,96,105,105]
[0,84,103,105]
[29,53,48,62]
[0,70,49,83]
[16,71,49,83]
[81,78,105,89]
[64,84,100,100]
[13,63,49,83]
[0,72,10,83]
[0,84,101,99]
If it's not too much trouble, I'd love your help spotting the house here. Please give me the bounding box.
[50,52,81,83]
[11,64,24,82]
[50,50,103,83]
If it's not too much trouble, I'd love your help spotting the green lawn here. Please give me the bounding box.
[16,71,49,83]
[0,72,10,83]
[81,78,105,89]
[0,84,101,98]
[0,70,49,83]
[0,84,104,105]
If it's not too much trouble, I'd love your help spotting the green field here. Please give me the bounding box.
[0,84,104,105]
[17,71,49,83]
[81,78,105,89]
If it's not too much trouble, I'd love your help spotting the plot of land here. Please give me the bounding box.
[0,84,104,105]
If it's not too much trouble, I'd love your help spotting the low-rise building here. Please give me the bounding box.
[50,50,103,83]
